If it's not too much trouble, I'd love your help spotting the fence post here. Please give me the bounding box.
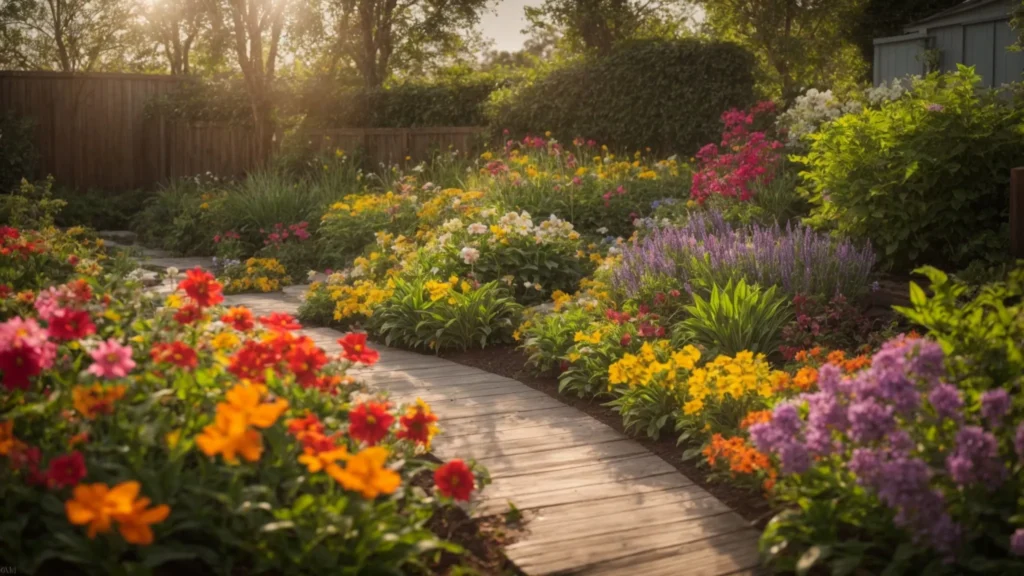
[1013,167,1024,259]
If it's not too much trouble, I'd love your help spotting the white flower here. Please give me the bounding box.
[437,233,451,246]
[165,267,179,279]
[442,218,463,232]
[523,281,533,288]
[480,208,496,218]
[306,270,318,281]
[421,182,434,190]
[460,247,480,264]
[467,223,488,235]
[350,265,366,278]
[596,227,609,235]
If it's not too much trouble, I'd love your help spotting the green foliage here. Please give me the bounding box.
[0,111,37,194]
[606,381,679,440]
[132,178,220,255]
[302,78,497,128]
[318,192,419,270]
[490,38,757,156]
[2,177,66,229]
[896,263,1024,391]
[557,322,630,398]
[796,67,1024,272]
[518,305,594,375]
[54,187,153,230]
[702,167,809,227]
[297,281,338,326]
[370,278,522,352]
[678,279,792,357]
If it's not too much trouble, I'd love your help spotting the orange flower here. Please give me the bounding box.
[68,432,90,448]
[703,434,775,485]
[65,481,136,538]
[792,367,818,391]
[178,267,224,308]
[0,420,22,456]
[826,350,846,366]
[843,354,870,374]
[808,346,823,359]
[72,384,127,419]
[66,481,170,544]
[298,446,349,474]
[794,350,809,362]
[740,410,772,429]
[196,384,288,464]
[327,446,401,499]
[769,371,792,392]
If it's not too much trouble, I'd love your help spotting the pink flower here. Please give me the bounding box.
[0,317,49,351]
[87,339,136,380]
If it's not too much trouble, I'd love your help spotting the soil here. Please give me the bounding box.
[412,463,526,575]
[439,345,776,527]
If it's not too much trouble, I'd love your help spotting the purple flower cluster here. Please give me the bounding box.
[750,336,1018,556]
[612,210,875,300]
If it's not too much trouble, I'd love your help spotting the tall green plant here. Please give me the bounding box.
[679,279,792,357]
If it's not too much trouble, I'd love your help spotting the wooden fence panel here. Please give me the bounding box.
[1,71,487,190]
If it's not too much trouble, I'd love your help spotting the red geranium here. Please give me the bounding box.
[221,307,255,331]
[178,268,224,308]
[258,312,301,332]
[348,401,394,445]
[434,459,475,501]
[228,340,279,382]
[150,341,198,369]
[337,333,379,366]
[174,303,204,325]
[46,308,96,341]
[45,451,87,488]
[285,339,328,386]
[396,401,439,447]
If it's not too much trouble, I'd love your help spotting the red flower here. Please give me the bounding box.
[178,268,224,308]
[337,333,379,366]
[0,284,11,299]
[174,304,204,325]
[221,307,254,331]
[228,340,279,382]
[45,451,87,488]
[150,342,198,369]
[0,347,42,391]
[620,333,632,347]
[285,339,328,386]
[397,400,439,447]
[434,459,475,501]
[47,308,96,341]
[68,279,92,303]
[258,312,301,332]
[9,444,45,485]
[348,401,394,445]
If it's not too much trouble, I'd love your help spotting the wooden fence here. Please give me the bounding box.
[0,71,486,190]
[1012,167,1024,259]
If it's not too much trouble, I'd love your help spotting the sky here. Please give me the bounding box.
[479,0,540,52]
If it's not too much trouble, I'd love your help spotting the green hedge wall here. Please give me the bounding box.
[301,79,497,128]
[489,39,758,155]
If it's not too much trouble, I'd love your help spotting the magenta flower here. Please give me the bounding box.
[87,339,136,379]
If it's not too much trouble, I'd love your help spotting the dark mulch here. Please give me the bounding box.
[439,345,775,527]
[411,465,526,575]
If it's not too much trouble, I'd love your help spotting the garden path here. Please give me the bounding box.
[144,259,762,575]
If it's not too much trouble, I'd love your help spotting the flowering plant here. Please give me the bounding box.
[221,257,293,293]
[318,191,419,269]
[754,336,1024,573]
[691,102,783,204]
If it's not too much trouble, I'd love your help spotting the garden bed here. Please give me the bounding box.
[440,345,773,525]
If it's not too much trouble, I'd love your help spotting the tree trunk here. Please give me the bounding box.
[251,95,274,166]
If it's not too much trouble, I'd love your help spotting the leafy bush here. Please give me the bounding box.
[896,264,1024,391]
[54,187,153,231]
[132,178,221,255]
[606,343,702,440]
[370,277,522,352]
[797,67,1024,272]
[0,111,37,194]
[518,300,595,375]
[613,210,876,303]
[490,39,757,156]
[318,192,419,269]
[754,336,1024,574]
[678,279,792,357]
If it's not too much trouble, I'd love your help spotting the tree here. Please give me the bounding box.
[0,0,138,72]
[524,0,691,56]
[143,0,227,75]
[699,0,866,99]
[298,0,493,89]
[220,0,287,162]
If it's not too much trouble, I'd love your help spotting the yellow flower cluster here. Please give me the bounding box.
[330,279,394,322]
[324,191,408,220]
[683,352,782,416]
[425,276,470,304]
[416,189,485,224]
[608,343,701,389]
[225,258,291,294]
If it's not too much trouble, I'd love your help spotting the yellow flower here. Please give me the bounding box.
[211,332,240,351]
[165,429,182,449]
[327,446,401,499]
[683,399,704,415]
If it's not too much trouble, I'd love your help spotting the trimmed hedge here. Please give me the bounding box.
[489,39,758,155]
[302,79,497,127]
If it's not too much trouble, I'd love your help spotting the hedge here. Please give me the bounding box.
[302,79,497,128]
[488,39,759,156]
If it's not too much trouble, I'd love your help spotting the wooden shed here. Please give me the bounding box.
[873,0,1024,86]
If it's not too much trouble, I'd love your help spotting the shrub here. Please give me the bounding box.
[896,263,1024,391]
[370,277,521,352]
[778,292,877,360]
[612,210,876,303]
[796,67,1024,272]
[518,300,598,375]
[490,39,757,156]
[0,111,37,194]
[754,336,1024,574]
[54,187,153,230]
[606,343,702,440]
[318,192,419,269]
[133,178,222,255]
[678,279,793,357]
[255,222,318,277]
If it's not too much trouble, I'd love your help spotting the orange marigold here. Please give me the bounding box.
[740,410,772,429]
[825,350,846,366]
[843,354,871,374]
[792,367,818,391]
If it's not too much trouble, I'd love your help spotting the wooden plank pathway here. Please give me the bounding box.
[139,259,761,575]
[221,291,762,575]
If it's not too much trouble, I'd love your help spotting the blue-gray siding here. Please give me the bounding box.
[873,38,926,85]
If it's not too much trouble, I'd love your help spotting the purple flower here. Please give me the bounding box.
[946,426,1006,489]
[927,103,945,112]
[1011,529,1024,556]
[817,363,842,394]
[980,389,1011,426]
[1015,423,1024,460]
[928,383,963,421]
[777,441,811,474]
[848,398,895,443]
